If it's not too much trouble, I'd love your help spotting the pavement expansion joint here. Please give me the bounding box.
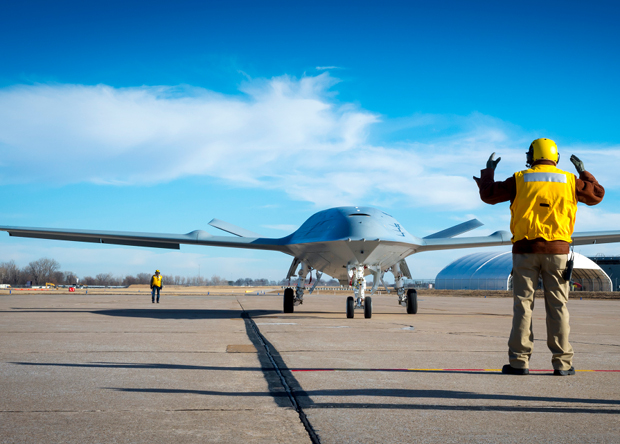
[236,297,322,444]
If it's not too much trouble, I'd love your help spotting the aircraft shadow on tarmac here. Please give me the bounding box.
[5,308,362,320]
[94,308,282,319]
[12,308,282,319]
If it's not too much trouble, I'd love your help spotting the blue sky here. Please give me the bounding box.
[1,0,619,281]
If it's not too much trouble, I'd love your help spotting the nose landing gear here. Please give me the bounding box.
[346,295,372,318]
[346,265,372,318]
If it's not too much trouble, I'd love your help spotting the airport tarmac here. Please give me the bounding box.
[1,292,618,443]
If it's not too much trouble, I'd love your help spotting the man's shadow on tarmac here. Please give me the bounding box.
[105,386,620,414]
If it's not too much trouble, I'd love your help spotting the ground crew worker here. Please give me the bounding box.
[151,270,163,303]
[474,138,604,376]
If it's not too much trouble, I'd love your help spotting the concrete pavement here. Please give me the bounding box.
[1,292,618,443]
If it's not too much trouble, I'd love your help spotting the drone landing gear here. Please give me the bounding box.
[346,265,372,318]
[282,286,305,314]
[283,261,317,314]
[283,288,295,313]
[345,295,372,319]
[396,288,417,314]
[391,261,418,315]
[346,296,354,318]
[406,288,418,314]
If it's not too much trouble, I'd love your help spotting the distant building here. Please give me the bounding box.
[588,256,620,291]
[436,251,612,292]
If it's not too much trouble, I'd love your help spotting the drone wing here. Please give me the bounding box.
[0,226,290,253]
[571,230,620,246]
[416,230,512,252]
[417,229,620,253]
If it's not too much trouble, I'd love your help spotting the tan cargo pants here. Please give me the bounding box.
[509,253,574,371]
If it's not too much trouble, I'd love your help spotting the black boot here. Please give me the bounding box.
[502,364,529,375]
[553,367,575,376]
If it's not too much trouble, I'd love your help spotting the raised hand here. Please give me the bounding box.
[570,155,585,174]
[486,152,501,170]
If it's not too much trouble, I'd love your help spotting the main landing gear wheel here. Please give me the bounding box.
[346,296,354,318]
[364,296,372,319]
[283,288,295,313]
[407,288,418,314]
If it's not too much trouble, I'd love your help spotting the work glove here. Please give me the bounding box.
[486,152,501,170]
[570,155,585,174]
[474,152,501,185]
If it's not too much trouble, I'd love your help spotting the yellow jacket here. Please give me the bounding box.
[151,274,163,288]
[510,164,577,243]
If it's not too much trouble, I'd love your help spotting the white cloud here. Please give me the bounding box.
[574,207,620,232]
[0,74,618,211]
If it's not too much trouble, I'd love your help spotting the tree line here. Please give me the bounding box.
[0,258,341,287]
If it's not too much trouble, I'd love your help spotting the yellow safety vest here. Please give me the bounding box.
[510,165,577,243]
[151,275,163,287]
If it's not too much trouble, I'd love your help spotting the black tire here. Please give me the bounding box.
[283,288,295,313]
[364,296,372,319]
[406,288,418,314]
[346,296,354,318]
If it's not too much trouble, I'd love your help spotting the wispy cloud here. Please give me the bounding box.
[315,66,343,70]
[0,74,617,211]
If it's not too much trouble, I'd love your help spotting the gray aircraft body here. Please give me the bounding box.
[2,205,620,318]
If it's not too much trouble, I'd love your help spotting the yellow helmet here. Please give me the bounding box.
[155,270,160,273]
[526,138,559,167]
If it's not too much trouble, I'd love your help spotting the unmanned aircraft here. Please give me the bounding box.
[2,206,619,318]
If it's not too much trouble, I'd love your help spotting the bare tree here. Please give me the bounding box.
[94,273,113,286]
[52,271,65,284]
[26,258,61,285]
[136,273,151,285]
[64,271,79,285]
[210,275,228,286]
[123,275,137,286]
[0,261,21,285]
